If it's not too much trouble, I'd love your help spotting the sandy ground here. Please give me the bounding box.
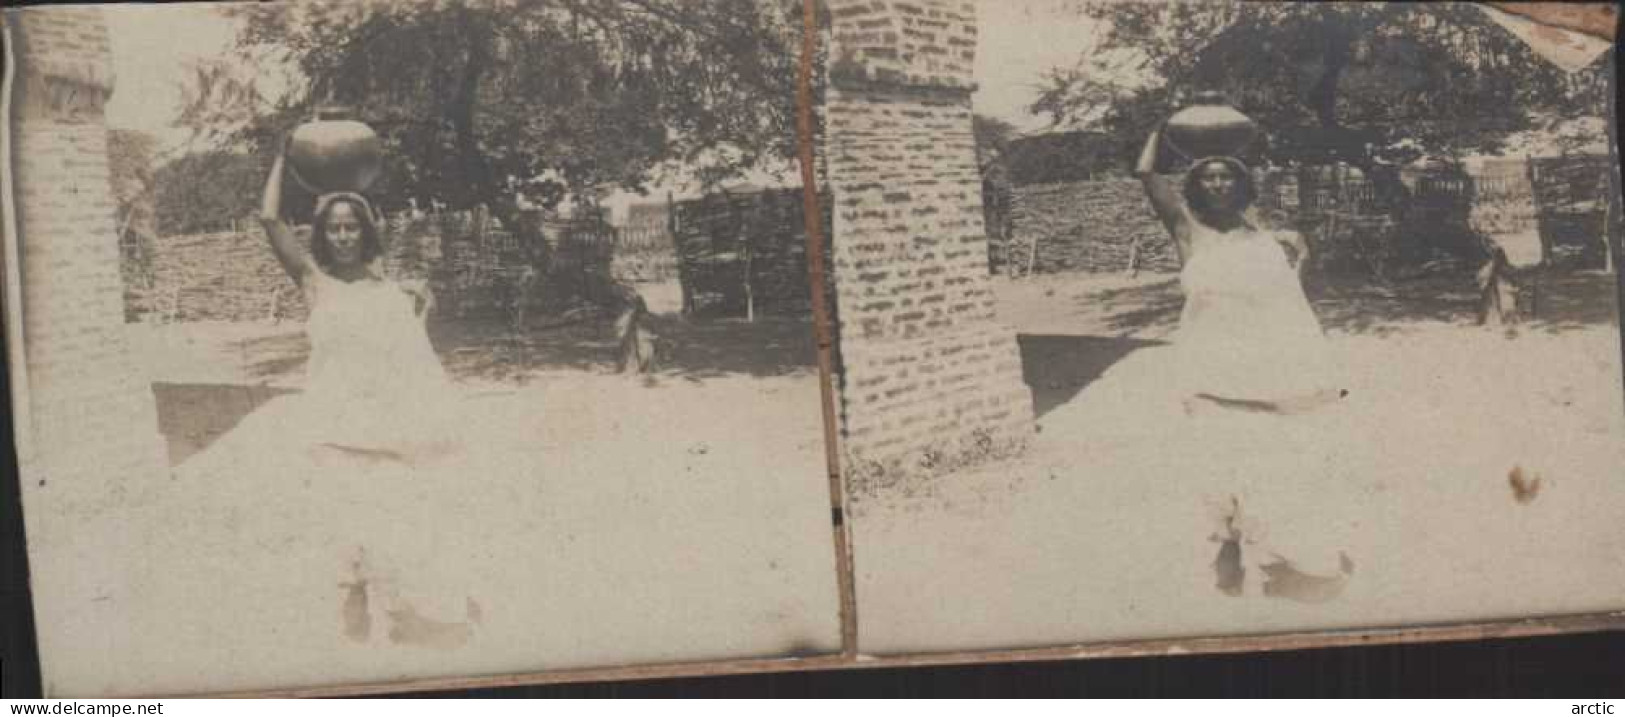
[851,269,1625,655]
[30,307,841,696]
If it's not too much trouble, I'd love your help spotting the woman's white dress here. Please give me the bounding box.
[297,272,464,461]
[172,270,501,641]
[1171,222,1341,404]
[1043,216,1361,587]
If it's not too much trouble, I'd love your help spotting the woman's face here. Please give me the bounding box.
[1195,162,1243,212]
[323,202,365,267]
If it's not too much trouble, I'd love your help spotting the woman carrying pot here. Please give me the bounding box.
[249,117,462,464]
[1045,94,1360,600]
[1134,92,1341,412]
[167,114,512,647]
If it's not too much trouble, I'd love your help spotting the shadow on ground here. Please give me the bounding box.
[1067,277,1184,337]
[1017,334,1165,418]
[1005,268,1618,418]
[1309,272,1481,336]
[646,314,817,380]
[152,382,297,467]
[214,311,816,387]
[1525,270,1622,333]
[154,313,814,467]
[1310,269,1619,336]
[1022,268,1618,340]
[233,331,311,380]
[429,312,816,384]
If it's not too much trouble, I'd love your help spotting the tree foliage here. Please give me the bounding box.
[973,114,1018,174]
[225,0,809,219]
[1037,2,1609,176]
[151,150,265,236]
[175,58,270,140]
[107,129,161,242]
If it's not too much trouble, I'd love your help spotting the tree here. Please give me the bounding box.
[1036,2,1608,205]
[221,0,812,372]
[151,150,265,236]
[973,115,1018,262]
[107,129,161,245]
[973,114,1018,175]
[109,130,163,320]
[226,0,807,220]
[175,58,270,144]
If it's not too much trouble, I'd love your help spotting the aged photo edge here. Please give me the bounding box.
[1,0,1624,697]
[202,612,1625,697]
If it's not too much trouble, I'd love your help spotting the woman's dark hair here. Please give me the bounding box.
[1183,156,1257,217]
[309,196,383,272]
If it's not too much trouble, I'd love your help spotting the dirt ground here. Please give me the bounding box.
[38,296,840,696]
[133,278,816,466]
[851,267,1625,656]
[996,268,1621,417]
[83,266,1625,687]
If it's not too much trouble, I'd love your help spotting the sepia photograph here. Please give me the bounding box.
[6,0,841,696]
[824,0,1625,653]
[9,0,1625,699]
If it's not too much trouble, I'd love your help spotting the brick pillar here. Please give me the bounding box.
[824,0,1033,498]
[9,8,169,518]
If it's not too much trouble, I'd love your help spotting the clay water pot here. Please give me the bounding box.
[287,110,383,194]
[1163,92,1258,161]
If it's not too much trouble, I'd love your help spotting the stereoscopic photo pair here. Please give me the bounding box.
[3,0,1622,697]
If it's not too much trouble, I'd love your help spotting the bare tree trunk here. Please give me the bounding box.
[571,213,657,375]
[487,200,551,305]
[115,207,133,246]
[1477,246,1520,327]
[743,242,756,323]
[614,289,657,374]
[1024,232,1040,279]
[1602,181,1615,274]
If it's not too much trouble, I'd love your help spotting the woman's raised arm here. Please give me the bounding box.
[1135,126,1190,260]
[257,146,314,287]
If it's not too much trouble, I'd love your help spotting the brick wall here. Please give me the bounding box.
[828,0,977,91]
[826,0,1033,499]
[10,7,170,516]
